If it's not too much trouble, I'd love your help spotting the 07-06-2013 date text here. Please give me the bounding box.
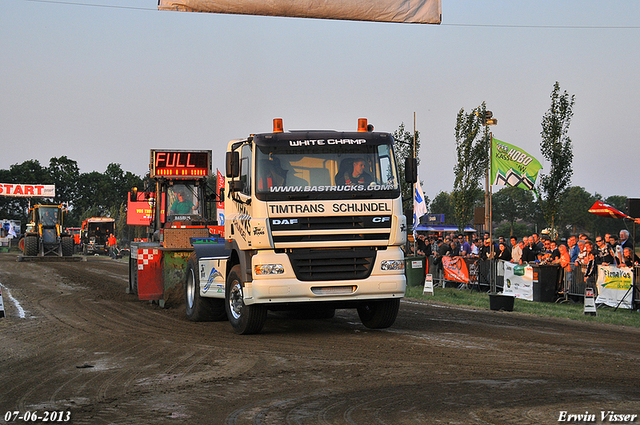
[4,411,71,422]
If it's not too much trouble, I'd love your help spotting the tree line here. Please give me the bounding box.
[428,81,634,242]
[2,88,633,245]
[0,156,143,241]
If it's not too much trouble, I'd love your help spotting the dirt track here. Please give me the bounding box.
[0,252,639,424]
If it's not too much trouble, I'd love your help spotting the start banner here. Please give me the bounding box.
[0,183,55,198]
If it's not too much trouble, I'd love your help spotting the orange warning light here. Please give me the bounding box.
[357,118,368,132]
[273,118,284,133]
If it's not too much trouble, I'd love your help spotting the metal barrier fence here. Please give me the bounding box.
[424,255,639,305]
[563,264,640,302]
[426,256,504,292]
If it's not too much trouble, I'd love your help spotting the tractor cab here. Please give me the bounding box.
[23,204,73,257]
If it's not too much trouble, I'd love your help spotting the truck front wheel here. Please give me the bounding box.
[357,298,400,329]
[225,265,267,335]
[185,255,226,322]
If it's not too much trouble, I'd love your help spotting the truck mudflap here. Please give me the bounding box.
[190,237,231,299]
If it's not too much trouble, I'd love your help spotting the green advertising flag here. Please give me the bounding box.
[491,138,542,191]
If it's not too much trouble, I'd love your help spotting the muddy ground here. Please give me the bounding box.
[0,252,639,424]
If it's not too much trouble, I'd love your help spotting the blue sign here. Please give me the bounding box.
[421,214,444,224]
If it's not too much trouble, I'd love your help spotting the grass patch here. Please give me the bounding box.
[405,285,640,328]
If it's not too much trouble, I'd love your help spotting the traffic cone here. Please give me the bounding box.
[0,287,5,318]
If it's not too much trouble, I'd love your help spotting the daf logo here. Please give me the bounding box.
[272,218,298,225]
[372,217,391,223]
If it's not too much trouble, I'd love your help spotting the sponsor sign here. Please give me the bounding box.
[217,169,225,225]
[442,256,469,283]
[502,262,534,301]
[127,192,165,226]
[267,201,393,216]
[596,265,633,309]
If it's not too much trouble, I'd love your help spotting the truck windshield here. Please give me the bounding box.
[167,183,202,220]
[255,142,400,201]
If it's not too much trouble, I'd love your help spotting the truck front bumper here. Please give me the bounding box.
[243,247,406,305]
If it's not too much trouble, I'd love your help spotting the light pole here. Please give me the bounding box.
[482,111,497,293]
[481,111,497,235]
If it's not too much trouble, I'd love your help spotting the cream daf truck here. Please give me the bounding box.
[185,119,408,334]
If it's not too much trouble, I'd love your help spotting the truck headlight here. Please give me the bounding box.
[254,264,285,275]
[381,260,405,271]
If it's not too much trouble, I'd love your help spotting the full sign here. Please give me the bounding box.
[150,150,211,178]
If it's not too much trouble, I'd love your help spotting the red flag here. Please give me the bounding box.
[588,200,631,219]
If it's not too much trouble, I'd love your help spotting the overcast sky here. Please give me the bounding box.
[1,0,639,203]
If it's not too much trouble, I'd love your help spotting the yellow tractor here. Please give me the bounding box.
[22,204,74,257]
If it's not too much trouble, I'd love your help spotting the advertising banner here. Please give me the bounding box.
[217,169,225,226]
[158,0,442,24]
[596,265,633,309]
[442,256,469,283]
[491,138,542,191]
[127,192,155,226]
[127,193,165,226]
[0,183,55,198]
[502,261,534,301]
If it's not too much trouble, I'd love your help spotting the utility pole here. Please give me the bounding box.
[481,110,497,234]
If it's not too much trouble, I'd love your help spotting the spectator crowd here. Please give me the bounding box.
[412,229,639,292]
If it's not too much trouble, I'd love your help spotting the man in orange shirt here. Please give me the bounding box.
[108,234,117,258]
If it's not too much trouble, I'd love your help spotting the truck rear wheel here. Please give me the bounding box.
[357,298,400,329]
[24,235,38,256]
[61,236,74,257]
[185,255,226,321]
[225,265,267,335]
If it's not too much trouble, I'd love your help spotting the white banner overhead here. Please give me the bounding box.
[158,0,442,24]
[0,183,55,198]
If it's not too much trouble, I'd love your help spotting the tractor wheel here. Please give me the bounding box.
[24,235,39,256]
[61,236,74,257]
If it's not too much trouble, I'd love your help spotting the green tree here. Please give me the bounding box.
[492,186,537,236]
[48,156,80,224]
[429,191,456,225]
[558,186,596,237]
[453,103,489,232]
[538,81,575,233]
[494,222,533,240]
[393,122,425,221]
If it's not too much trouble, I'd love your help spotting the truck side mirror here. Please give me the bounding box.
[405,157,417,183]
[226,152,239,178]
[229,180,243,193]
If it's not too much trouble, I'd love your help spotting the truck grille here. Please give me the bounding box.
[270,216,391,244]
[287,247,377,281]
